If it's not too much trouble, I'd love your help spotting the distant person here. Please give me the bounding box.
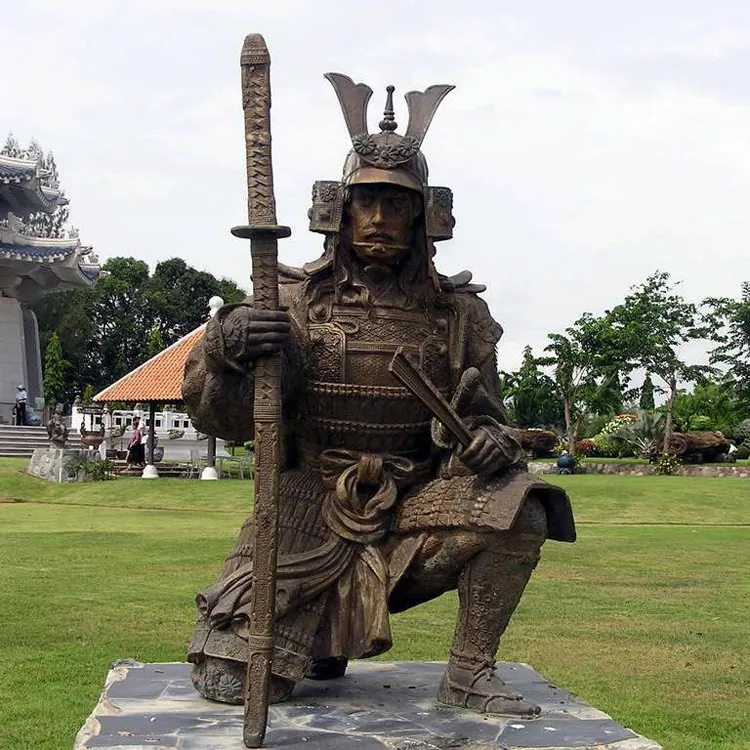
[15,385,27,426]
[727,442,738,463]
[126,416,145,468]
[144,424,161,464]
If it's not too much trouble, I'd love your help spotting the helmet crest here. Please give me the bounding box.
[324,73,454,175]
[308,73,456,243]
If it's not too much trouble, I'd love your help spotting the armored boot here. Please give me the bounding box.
[438,534,544,717]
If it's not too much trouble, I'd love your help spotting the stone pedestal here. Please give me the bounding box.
[74,660,662,750]
[27,447,97,483]
[142,464,160,479]
[200,465,219,480]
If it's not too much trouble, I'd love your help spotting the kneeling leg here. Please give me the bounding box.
[391,497,547,716]
[442,497,547,716]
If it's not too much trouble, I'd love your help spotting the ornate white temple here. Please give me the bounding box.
[0,142,101,420]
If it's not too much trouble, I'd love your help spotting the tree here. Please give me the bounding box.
[43,333,68,408]
[639,374,656,411]
[542,312,629,454]
[146,258,246,341]
[146,327,166,359]
[33,287,97,401]
[671,377,745,435]
[31,256,248,397]
[91,257,153,387]
[32,257,152,395]
[705,282,750,409]
[609,271,714,453]
[500,346,563,428]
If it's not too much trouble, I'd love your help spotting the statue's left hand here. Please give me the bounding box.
[458,426,508,476]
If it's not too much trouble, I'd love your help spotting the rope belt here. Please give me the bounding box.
[196,450,431,656]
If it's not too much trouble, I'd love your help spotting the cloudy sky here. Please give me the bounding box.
[6,0,750,370]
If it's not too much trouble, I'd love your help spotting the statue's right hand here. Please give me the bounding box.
[219,306,291,363]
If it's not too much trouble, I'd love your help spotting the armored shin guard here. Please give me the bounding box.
[438,532,544,716]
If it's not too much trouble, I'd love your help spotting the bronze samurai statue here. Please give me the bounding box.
[183,72,575,718]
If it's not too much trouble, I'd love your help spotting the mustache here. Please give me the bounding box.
[363,230,396,241]
[352,241,410,252]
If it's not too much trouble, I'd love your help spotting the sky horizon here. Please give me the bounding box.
[6,1,750,372]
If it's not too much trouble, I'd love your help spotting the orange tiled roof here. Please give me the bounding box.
[93,325,205,402]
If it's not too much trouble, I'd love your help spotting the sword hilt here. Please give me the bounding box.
[388,347,473,448]
[231,225,291,311]
[240,34,279,229]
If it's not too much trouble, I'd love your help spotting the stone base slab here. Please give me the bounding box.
[27,447,98,482]
[74,660,662,749]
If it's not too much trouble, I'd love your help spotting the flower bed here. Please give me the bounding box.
[530,461,750,478]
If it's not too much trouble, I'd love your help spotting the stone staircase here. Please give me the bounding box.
[112,460,194,478]
[0,425,81,458]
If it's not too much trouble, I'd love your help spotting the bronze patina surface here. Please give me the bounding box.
[228,34,292,747]
[183,45,576,734]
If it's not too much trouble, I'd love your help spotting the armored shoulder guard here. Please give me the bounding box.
[278,262,307,284]
[438,270,487,294]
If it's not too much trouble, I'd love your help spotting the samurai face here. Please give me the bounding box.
[346,184,422,267]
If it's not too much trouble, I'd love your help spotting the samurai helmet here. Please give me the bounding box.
[308,73,457,243]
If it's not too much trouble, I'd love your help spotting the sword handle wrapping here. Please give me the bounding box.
[250,237,280,311]
[241,34,278,228]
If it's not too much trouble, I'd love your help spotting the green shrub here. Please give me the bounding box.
[71,457,116,481]
[552,440,569,456]
[688,414,714,431]
[600,413,637,435]
[592,433,621,457]
[615,412,665,459]
[654,453,681,475]
[579,413,611,439]
[576,439,595,456]
[733,419,750,443]
[736,442,750,460]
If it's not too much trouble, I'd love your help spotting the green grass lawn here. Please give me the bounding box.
[1,459,748,749]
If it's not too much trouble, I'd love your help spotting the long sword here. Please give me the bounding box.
[230,33,290,749]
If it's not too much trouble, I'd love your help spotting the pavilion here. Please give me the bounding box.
[93,297,223,479]
[0,145,101,419]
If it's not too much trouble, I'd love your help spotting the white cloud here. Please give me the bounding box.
[5,0,750,374]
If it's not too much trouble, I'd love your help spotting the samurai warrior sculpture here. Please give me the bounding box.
[183,72,575,718]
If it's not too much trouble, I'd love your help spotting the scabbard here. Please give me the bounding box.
[244,234,282,748]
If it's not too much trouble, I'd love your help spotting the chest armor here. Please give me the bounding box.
[296,305,454,457]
